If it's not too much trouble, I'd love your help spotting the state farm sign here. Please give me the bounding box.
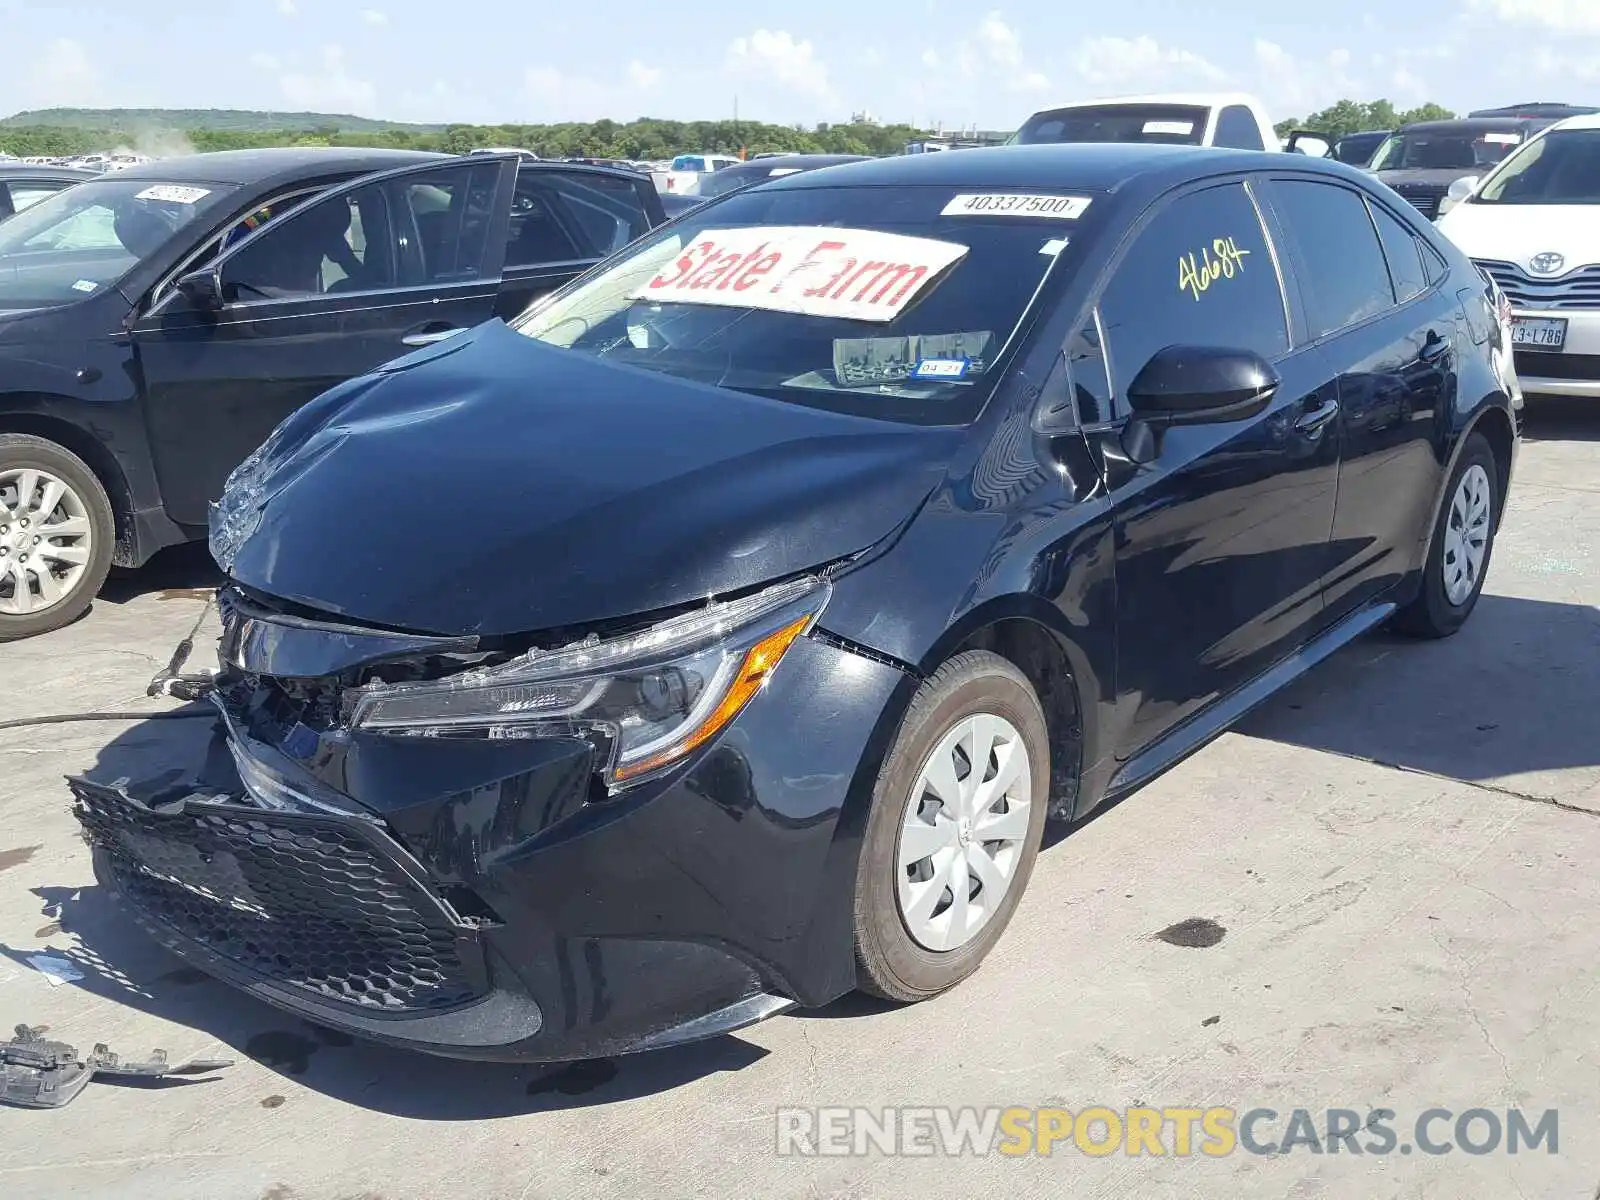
[629,226,969,323]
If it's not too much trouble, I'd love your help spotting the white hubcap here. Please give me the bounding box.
[0,468,93,617]
[896,713,1032,952]
[1442,464,1492,607]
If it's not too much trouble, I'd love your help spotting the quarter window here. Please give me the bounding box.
[1370,202,1428,303]
[1097,181,1288,400]
[1269,179,1395,338]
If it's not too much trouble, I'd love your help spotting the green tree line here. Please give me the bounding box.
[1273,99,1457,141]
[0,117,930,160]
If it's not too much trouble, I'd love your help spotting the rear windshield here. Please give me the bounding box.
[510,184,1093,424]
[0,177,238,308]
[1012,104,1209,147]
[1474,129,1600,205]
[1370,129,1522,172]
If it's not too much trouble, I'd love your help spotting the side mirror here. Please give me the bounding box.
[1439,174,1481,216]
[176,266,225,312]
[1127,345,1280,425]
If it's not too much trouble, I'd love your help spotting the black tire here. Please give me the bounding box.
[854,650,1050,1002]
[1392,432,1499,639]
[0,433,115,642]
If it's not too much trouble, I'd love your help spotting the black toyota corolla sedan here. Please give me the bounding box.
[73,145,1521,1062]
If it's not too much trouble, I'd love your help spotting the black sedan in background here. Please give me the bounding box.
[75,144,1520,1063]
[0,147,668,639]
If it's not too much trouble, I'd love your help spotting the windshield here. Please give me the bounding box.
[1012,104,1209,146]
[1370,129,1522,172]
[510,184,1087,425]
[1473,129,1600,205]
[695,166,792,199]
[0,177,238,308]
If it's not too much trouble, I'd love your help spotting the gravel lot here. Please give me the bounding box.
[1,400,1597,1200]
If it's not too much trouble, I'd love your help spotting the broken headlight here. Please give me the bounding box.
[346,575,830,788]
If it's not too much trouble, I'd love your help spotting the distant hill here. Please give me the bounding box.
[0,107,445,133]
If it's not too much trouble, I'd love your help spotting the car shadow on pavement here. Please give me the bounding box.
[0,882,769,1118]
[99,540,223,606]
[1239,592,1600,794]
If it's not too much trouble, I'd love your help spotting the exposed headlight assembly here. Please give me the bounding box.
[346,575,831,788]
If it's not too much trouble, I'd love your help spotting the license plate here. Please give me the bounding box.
[1511,316,1568,350]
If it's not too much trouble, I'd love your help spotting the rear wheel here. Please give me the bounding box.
[1392,432,1498,639]
[853,651,1050,1002]
[0,434,114,642]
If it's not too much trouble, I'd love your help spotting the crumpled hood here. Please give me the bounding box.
[226,320,963,636]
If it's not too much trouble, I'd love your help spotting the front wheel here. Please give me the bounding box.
[1392,432,1499,639]
[0,434,115,642]
[853,650,1050,1002]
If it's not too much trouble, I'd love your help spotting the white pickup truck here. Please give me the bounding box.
[1011,92,1279,152]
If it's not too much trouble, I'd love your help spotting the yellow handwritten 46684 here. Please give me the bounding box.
[1178,237,1251,302]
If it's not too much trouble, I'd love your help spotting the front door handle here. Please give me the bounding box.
[1294,396,1339,435]
[402,325,460,347]
[1419,329,1452,363]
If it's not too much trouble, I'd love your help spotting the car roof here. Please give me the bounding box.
[758,142,1323,194]
[721,154,871,173]
[1547,114,1600,132]
[108,147,450,187]
[1397,117,1534,134]
[1030,92,1266,112]
[0,164,100,180]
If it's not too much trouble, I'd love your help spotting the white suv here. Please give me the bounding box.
[1436,114,1600,398]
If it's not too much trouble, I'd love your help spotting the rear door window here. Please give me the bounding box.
[506,169,653,266]
[1096,180,1289,402]
[1268,179,1396,338]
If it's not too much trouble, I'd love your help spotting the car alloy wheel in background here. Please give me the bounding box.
[0,434,115,641]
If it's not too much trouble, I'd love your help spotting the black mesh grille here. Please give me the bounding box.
[1392,183,1445,220]
[72,782,484,1013]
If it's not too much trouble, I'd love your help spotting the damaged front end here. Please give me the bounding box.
[74,575,907,1061]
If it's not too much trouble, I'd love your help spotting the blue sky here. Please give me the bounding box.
[2,0,1598,130]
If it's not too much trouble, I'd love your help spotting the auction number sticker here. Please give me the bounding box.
[941,193,1092,220]
[135,185,212,204]
[630,226,969,323]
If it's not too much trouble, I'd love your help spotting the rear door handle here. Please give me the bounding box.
[1294,396,1339,434]
[402,325,460,347]
[1419,330,1452,363]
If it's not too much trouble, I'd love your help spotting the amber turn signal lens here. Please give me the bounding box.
[611,613,814,782]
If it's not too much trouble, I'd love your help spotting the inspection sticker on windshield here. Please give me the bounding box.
[1482,132,1522,145]
[1144,120,1196,135]
[71,280,98,293]
[941,193,1091,220]
[631,226,968,323]
[135,184,211,204]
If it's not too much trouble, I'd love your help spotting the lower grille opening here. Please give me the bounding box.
[73,780,487,1013]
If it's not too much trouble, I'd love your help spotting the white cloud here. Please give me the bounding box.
[1475,0,1600,34]
[276,0,296,14]
[279,45,376,114]
[977,12,1023,68]
[249,52,281,72]
[1070,35,1227,88]
[920,48,941,69]
[1252,39,1362,116]
[360,9,388,26]
[726,29,832,99]
[627,60,662,90]
[25,38,101,106]
[1010,70,1051,95]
